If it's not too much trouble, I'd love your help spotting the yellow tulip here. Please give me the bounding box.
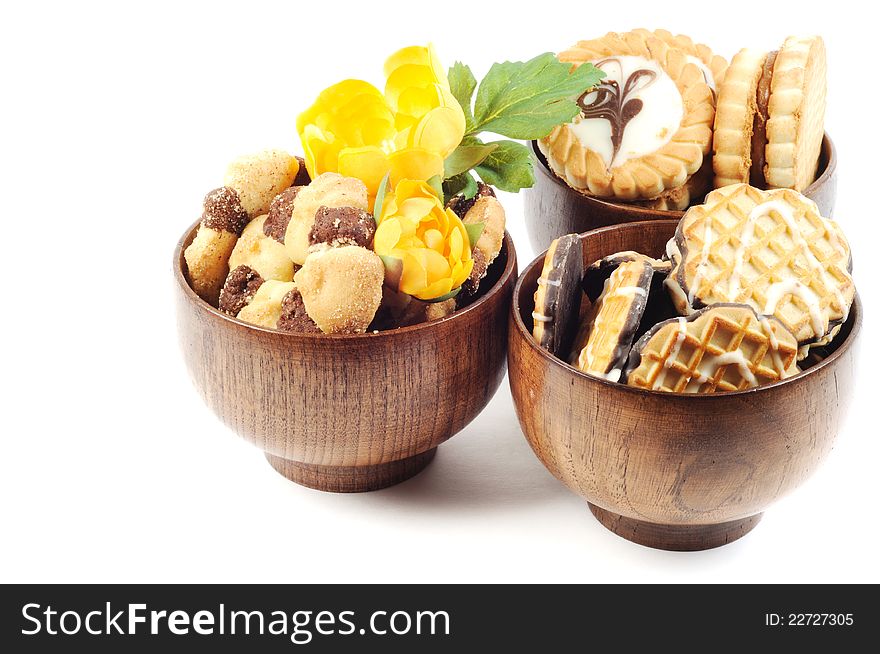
[297,45,466,199]
[374,180,473,300]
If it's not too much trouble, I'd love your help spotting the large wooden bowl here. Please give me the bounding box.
[175,222,517,493]
[524,134,838,254]
[508,220,861,550]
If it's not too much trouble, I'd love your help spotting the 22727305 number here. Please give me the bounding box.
[765,613,854,626]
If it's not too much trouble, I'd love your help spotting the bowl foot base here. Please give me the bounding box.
[588,503,762,551]
[265,448,437,493]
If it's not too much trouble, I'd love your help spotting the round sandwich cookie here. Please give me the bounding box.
[532,233,584,357]
[665,184,854,351]
[569,258,654,382]
[540,29,715,201]
[624,303,799,393]
[713,36,826,191]
[634,29,728,92]
[629,156,713,211]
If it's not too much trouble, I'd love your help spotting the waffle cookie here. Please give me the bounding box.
[665,184,853,349]
[540,29,715,201]
[713,36,826,191]
[570,259,654,381]
[532,234,584,357]
[624,303,799,393]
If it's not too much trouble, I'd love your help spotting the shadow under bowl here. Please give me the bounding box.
[174,221,518,493]
[524,134,838,255]
[508,219,861,550]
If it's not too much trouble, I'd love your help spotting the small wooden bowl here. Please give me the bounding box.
[174,222,518,493]
[524,134,838,254]
[508,220,861,550]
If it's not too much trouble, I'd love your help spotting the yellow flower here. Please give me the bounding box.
[297,45,465,199]
[374,180,473,300]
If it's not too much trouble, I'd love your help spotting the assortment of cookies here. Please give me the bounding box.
[540,29,827,209]
[530,183,855,393]
[184,153,507,334]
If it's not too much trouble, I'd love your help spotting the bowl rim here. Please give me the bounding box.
[510,219,862,399]
[174,219,518,340]
[529,132,837,219]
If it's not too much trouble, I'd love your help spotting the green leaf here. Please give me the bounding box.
[379,254,403,292]
[472,54,605,139]
[426,287,461,303]
[474,140,535,192]
[443,172,478,202]
[444,142,498,178]
[464,222,485,249]
[448,61,477,132]
[372,172,391,221]
[426,174,444,200]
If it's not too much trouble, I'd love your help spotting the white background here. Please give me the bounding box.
[2,0,877,583]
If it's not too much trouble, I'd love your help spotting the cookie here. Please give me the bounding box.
[532,234,584,357]
[624,303,799,393]
[628,156,712,211]
[224,149,300,217]
[294,245,384,334]
[665,184,853,348]
[713,36,826,191]
[447,182,496,220]
[570,259,654,381]
[236,280,296,329]
[218,265,264,316]
[293,156,311,186]
[284,173,369,265]
[183,186,250,304]
[456,188,506,298]
[540,29,715,201]
[635,29,728,92]
[228,214,295,282]
[583,251,679,344]
[583,251,671,301]
[277,287,321,333]
[308,206,376,250]
[263,186,302,244]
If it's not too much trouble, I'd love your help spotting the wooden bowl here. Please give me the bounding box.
[524,134,838,254]
[508,220,861,550]
[174,221,518,493]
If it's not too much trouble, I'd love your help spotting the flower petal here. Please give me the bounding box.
[409,102,466,157]
[337,146,390,200]
[388,149,444,188]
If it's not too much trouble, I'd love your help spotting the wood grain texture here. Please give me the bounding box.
[524,135,837,254]
[175,223,517,492]
[508,220,861,550]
